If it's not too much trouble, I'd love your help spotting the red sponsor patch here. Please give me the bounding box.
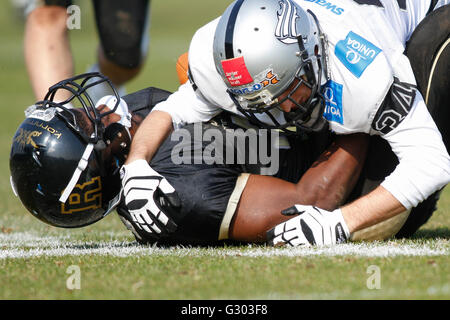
[221,56,254,87]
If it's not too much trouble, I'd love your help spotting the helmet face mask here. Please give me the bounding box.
[10,73,129,228]
[213,0,328,132]
[43,72,121,144]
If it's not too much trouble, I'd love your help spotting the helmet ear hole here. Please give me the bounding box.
[104,123,131,162]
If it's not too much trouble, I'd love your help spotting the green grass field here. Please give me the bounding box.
[0,0,448,301]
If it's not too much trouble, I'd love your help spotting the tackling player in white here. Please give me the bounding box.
[122,0,450,246]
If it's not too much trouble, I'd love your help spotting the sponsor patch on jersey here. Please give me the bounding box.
[303,0,345,15]
[221,56,254,87]
[323,80,344,125]
[335,31,381,78]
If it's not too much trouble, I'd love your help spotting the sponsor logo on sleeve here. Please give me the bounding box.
[335,31,381,78]
[323,80,344,125]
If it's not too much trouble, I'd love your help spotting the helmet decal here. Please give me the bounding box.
[25,104,57,122]
[221,56,254,87]
[27,119,62,139]
[230,69,280,96]
[13,128,42,151]
[61,176,102,214]
[224,0,246,59]
[275,0,301,44]
[260,70,280,87]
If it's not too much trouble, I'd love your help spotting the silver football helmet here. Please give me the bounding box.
[213,0,329,132]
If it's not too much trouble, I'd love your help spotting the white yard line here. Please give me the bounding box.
[0,232,448,259]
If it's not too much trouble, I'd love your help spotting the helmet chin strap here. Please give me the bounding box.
[59,142,95,203]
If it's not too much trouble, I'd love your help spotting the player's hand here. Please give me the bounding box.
[120,159,181,236]
[266,205,350,247]
[116,205,161,245]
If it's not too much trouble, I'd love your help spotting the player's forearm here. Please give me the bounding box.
[295,133,369,211]
[341,185,406,233]
[379,100,450,208]
[125,110,173,164]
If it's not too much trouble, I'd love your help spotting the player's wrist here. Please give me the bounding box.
[339,206,358,234]
[124,153,150,165]
[124,158,148,167]
[331,208,351,242]
[120,159,156,181]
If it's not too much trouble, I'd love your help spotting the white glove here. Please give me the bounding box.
[267,205,350,247]
[120,159,180,235]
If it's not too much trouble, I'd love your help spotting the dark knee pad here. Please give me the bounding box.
[93,0,150,69]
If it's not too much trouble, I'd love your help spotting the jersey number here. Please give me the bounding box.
[371,77,416,135]
[353,0,406,10]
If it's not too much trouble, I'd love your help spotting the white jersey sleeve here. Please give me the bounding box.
[380,93,450,209]
[152,18,242,128]
[152,81,222,128]
[187,18,239,113]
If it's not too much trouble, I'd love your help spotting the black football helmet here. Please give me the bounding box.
[9,73,131,228]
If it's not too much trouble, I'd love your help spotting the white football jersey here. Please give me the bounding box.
[299,0,417,135]
[157,0,434,134]
[153,0,450,209]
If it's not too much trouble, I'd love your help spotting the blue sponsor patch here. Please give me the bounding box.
[323,80,344,125]
[335,31,381,78]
